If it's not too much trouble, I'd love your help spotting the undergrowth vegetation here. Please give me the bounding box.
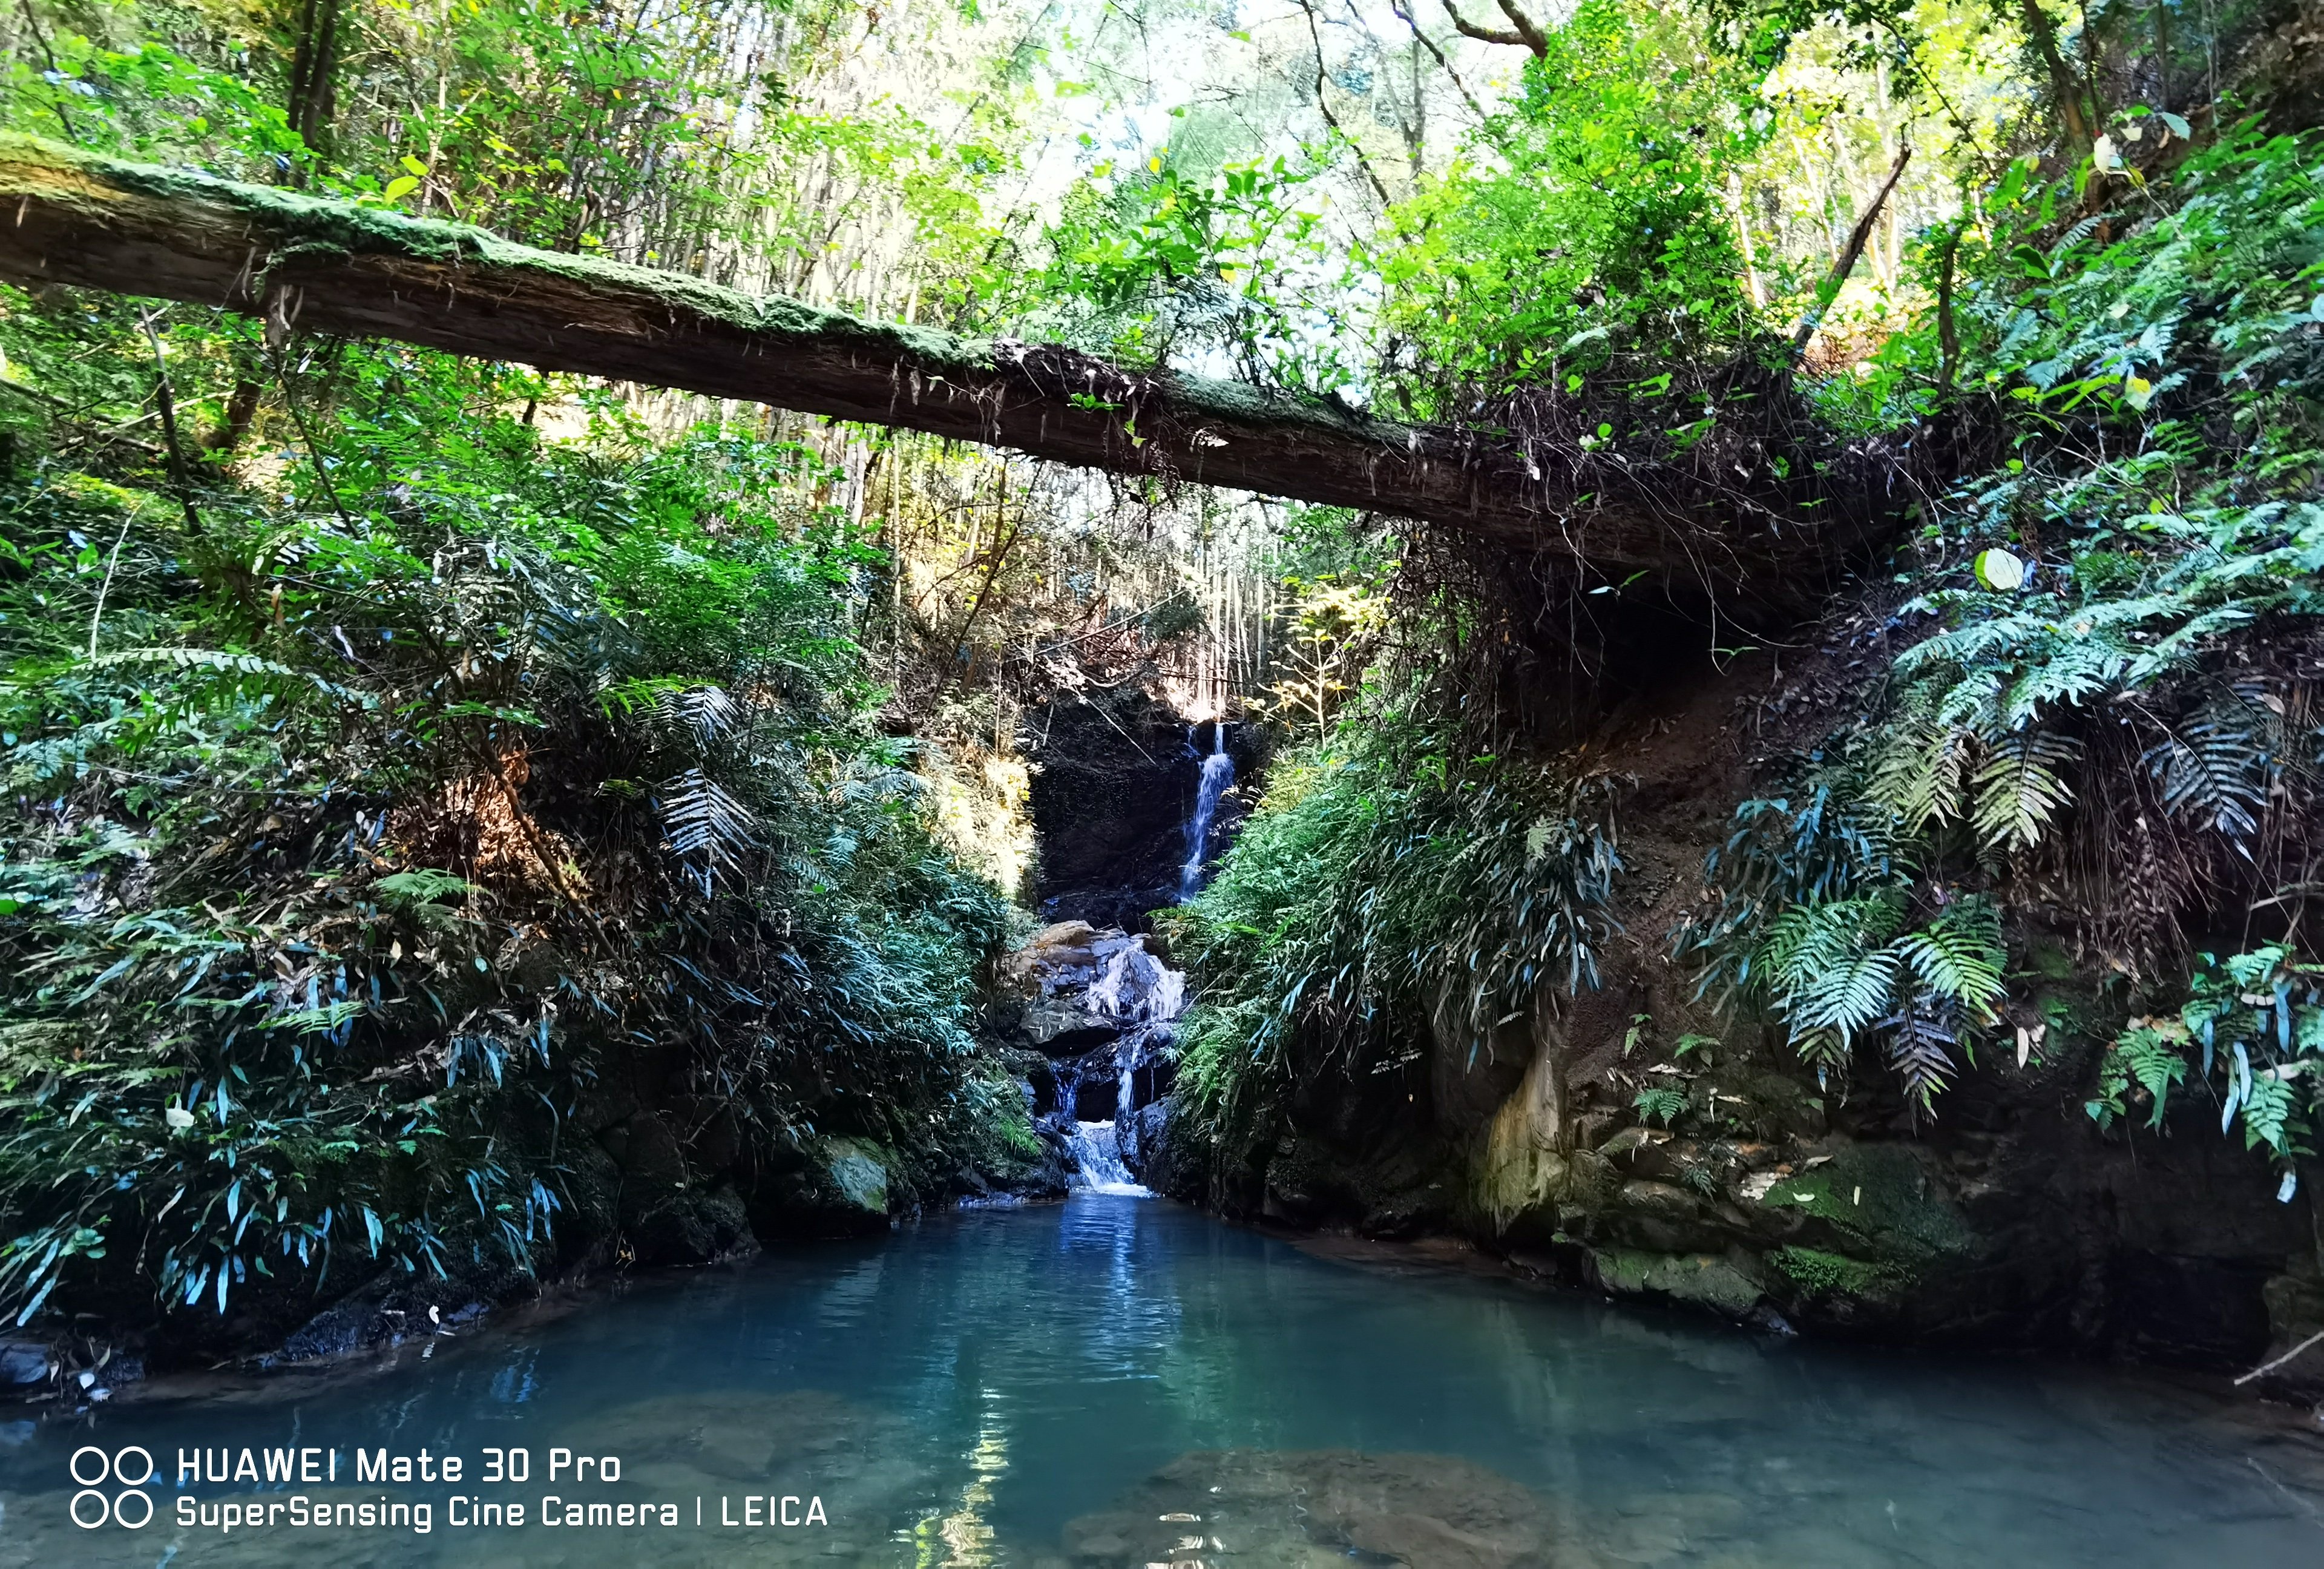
[1172,12,2324,1207]
[1167,702,1621,1167]
[0,321,1020,1331]
[1680,123,2324,1168]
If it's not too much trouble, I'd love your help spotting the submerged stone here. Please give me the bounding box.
[1051,1449,1558,1568]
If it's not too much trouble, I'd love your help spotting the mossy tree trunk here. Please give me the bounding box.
[0,134,1892,615]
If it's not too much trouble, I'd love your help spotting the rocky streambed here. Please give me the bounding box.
[991,920,1186,1191]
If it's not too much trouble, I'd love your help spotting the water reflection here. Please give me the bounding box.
[0,1194,2316,1567]
[914,1387,1009,1568]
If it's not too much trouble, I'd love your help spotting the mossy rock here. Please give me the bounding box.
[1704,1065,1826,1142]
[1590,1248,1765,1317]
[817,1137,892,1214]
[1758,1143,1976,1275]
[747,1135,898,1238]
[1770,1245,1908,1300]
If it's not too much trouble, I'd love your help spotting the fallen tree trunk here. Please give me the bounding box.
[0,134,1892,609]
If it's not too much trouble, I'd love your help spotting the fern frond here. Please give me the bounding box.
[1969,729,2078,853]
[657,767,759,884]
[1894,897,2007,1024]
[2125,602,2263,681]
[1998,639,2129,724]
[1879,996,1959,1111]
[2050,212,2106,259]
[2142,717,2267,841]
[1633,1085,1686,1127]
[1795,949,1902,1044]
[88,646,370,704]
[91,646,300,679]
[1894,613,2047,676]
[1866,719,1973,834]
[1932,666,2006,729]
[657,685,743,750]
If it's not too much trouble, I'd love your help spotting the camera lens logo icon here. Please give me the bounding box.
[68,1446,154,1529]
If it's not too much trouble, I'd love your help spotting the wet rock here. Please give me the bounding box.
[1430,1017,1533,1138]
[1608,1179,1734,1254]
[999,918,1105,994]
[611,1109,688,1197]
[1120,1025,1177,1109]
[0,1338,48,1386]
[1061,1053,1121,1120]
[1587,1248,1768,1318]
[268,1269,527,1366]
[816,1138,891,1215]
[747,1135,894,1238]
[1006,926,1185,1067]
[1119,1098,1177,1183]
[601,1108,752,1266]
[1085,933,1185,1023]
[665,1094,744,1174]
[1022,997,1123,1056]
[1259,1128,1463,1237]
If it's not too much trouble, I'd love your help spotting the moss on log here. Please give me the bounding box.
[0,134,1883,604]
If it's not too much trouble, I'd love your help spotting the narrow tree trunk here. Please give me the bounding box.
[283,0,345,173]
[1791,145,1913,360]
[2017,0,2096,151]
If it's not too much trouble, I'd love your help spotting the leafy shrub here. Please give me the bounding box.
[1169,706,1621,1162]
[0,337,1015,1330]
[2090,946,2324,1197]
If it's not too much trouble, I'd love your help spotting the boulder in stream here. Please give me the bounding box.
[747,1134,896,1237]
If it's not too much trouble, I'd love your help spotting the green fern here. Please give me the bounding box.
[2093,945,2324,1185]
[1633,1085,1687,1127]
[1866,715,1974,834]
[2142,715,2268,841]
[1968,730,2078,854]
[373,869,474,910]
[1894,898,2007,1024]
[88,645,372,705]
[2090,1024,2193,1131]
[1762,893,1906,1047]
[1747,890,2005,1110]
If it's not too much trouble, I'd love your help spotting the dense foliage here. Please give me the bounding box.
[0,325,1032,1327]
[7,0,2324,1348]
[1167,708,1621,1163]
[1166,0,2324,1206]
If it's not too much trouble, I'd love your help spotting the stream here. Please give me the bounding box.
[4,1194,2322,1567]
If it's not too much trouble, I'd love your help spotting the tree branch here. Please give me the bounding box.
[1391,0,1486,120]
[0,132,1892,616]
[2236,1326,2324,1386]
[1492,0,1549,54]
[1791,143,1912,359]
[1441,0,1534,51]
[1298,0,1393,206]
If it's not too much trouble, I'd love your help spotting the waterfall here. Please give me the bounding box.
[1177,722,1235,902]
[1063,1119,1148,1196]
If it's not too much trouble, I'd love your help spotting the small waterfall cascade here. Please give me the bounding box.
[1063,1118,1147,1196]
[1177,722,1236,902]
